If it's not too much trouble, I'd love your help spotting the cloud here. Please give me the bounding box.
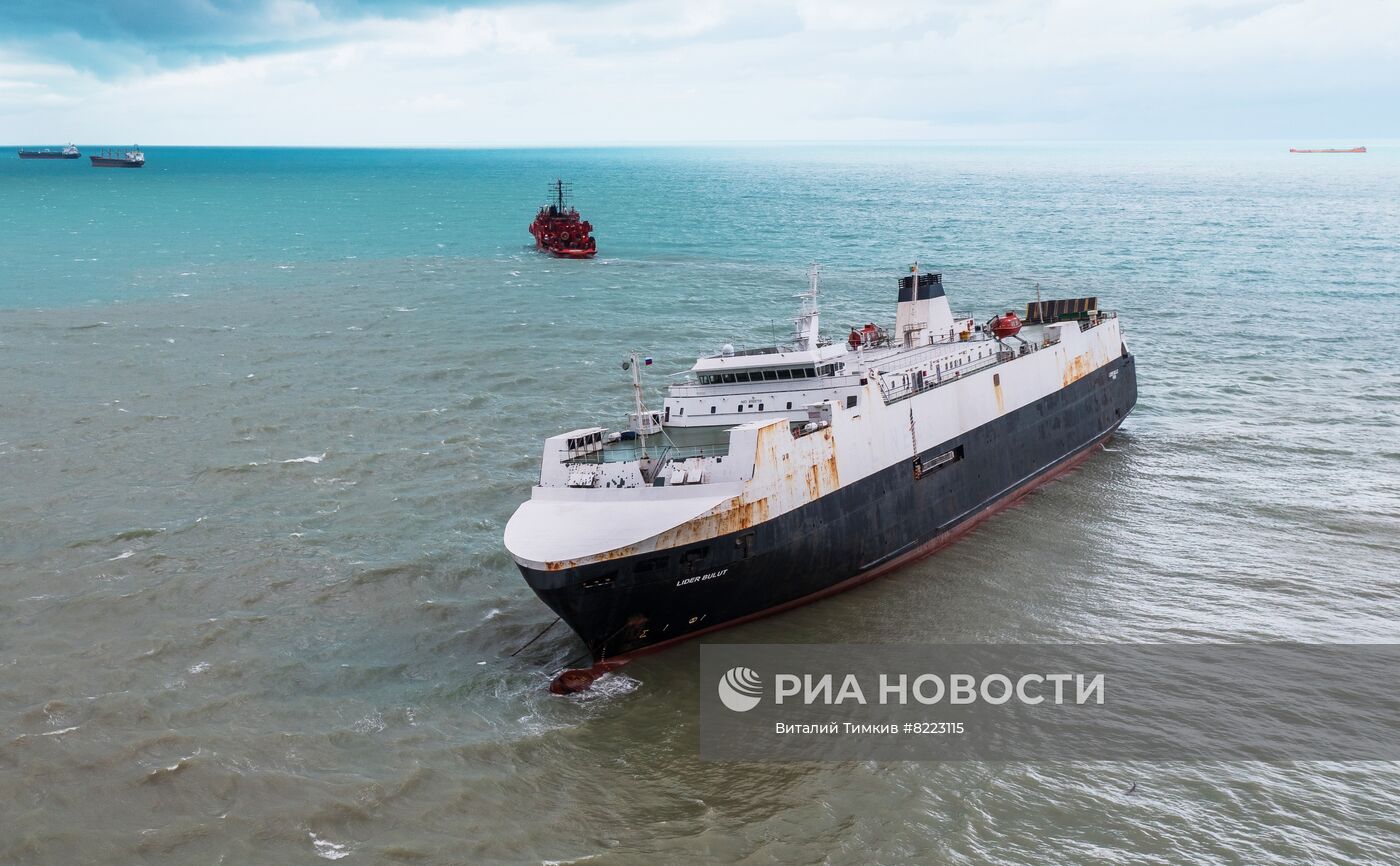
[0,0,473,47]
[1,0,1396,144]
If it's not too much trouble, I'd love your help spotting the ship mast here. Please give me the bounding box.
[625,351,650,459]
[794,264,822,351]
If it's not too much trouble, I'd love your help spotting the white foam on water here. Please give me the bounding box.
[394,307,418,312]
[40,725,80,737]
[187,662,211,675]
[310,833,352,860]
[109,550,135,561]
[282,452,326,464]
[571,672,642,702]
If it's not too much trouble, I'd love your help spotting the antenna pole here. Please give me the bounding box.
[796,263,821,351]
[629,351,649,459]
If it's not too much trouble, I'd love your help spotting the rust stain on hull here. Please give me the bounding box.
[1063,353,1093,387]
[659,495,771,548]
[546,541,644,571]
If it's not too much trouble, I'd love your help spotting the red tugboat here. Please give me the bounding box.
[529,180,597,258]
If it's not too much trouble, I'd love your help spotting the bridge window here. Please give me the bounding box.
[777,369,791,380]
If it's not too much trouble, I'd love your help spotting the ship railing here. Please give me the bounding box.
[876,309,1118,405]
[873,334,1000,377]
[563,439,729,466]
[876,342,1035,405]
[876,352,1003,405]
[1078,310,1117,331]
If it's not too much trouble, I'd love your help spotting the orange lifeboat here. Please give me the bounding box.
[989,312,1022,339]
[847,322,885,348]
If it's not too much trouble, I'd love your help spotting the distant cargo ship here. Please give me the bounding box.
[90,146,145,168]
[18,144,80,160]
[1290,146,1366,153]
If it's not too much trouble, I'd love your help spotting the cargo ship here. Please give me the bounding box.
[528,180,596,258]
[1290,146,1366,153]
[90,146,145,168]
[18,144,80,159]
[505,265,1138,691]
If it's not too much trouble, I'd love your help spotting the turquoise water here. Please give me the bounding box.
[2,145,1399,864]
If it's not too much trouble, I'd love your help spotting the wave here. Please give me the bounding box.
[282,452,327,465]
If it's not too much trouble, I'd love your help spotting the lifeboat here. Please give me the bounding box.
[847,322,886,348]
[529,179,598,259]
[989,312,1022,339]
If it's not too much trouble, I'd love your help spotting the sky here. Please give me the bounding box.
[1,0,1396,145]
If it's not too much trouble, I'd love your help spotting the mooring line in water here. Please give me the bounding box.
[510,616,561,657]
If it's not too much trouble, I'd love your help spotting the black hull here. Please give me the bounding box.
[18,153,79,160]
[89,157,143,168]
[519,353,1138,661]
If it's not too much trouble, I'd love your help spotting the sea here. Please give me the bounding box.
[1,144,1398,864]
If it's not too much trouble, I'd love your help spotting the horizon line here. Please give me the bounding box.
[4,138,1389,150]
